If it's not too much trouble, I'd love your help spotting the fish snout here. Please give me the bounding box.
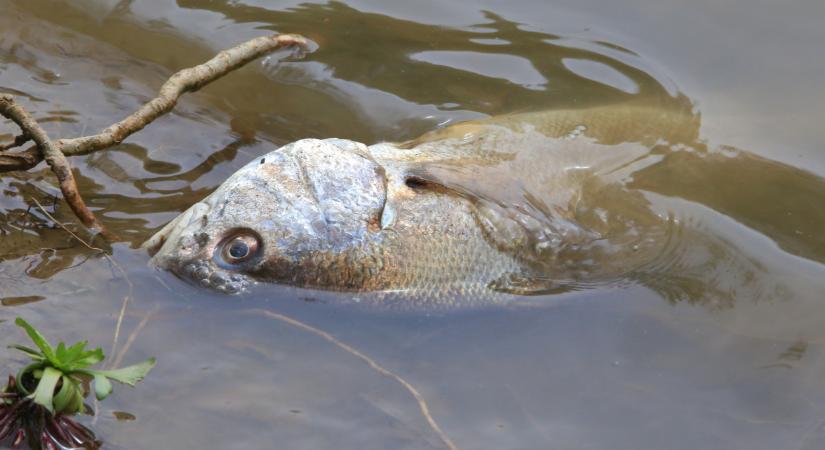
[143,198,252,293]
[146,228,255,294]
[142,138,388,293]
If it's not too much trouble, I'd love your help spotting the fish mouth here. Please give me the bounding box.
[142,200,211,260]
[143,221,180,259]
[178,259,252,294]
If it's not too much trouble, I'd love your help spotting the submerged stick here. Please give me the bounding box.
[1,96,108,235]
[248,309,458,450]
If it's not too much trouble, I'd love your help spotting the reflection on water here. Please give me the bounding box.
[2,0,825,449]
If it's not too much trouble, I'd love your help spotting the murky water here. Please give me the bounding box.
[2,0,825,449]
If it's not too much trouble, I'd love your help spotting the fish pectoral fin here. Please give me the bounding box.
[378,170,411,230]
[378,164,469,230]
[487,272,580,296]
[379,199,396,229]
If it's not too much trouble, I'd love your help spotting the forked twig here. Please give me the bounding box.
[2,97,109,236]
[1,34,310,235]
[0,34,308,170]
[58,34,308,158]
[247,308,458,450]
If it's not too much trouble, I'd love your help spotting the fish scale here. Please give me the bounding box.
[144,102,780,308]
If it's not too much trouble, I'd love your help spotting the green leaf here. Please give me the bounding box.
[62,341,89,363]
[52,376,72,412]
[84,358,156,386]
[55,342,67,361]
[69,347,105,369]
[68,378,85,414]
[14,318,57,366]
[15,363,45,396]
[52,376,83,414]
[29,366,62,413]
[93,374,113,401]
[8,344,46,361]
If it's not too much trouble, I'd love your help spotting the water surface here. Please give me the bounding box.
[2,1,825,449]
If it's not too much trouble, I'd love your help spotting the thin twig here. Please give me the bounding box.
[30,198,103,252]
[60,34,308,157]
[106,246,136,362]
[0,34,309,172]
[95,305,156,425]
[1,96,109,236]
[109,294,131,362]
[30,198,135,368]
[111,305,157,369]
[248,308,458,450]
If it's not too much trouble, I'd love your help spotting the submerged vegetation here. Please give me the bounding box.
[1,318,155,449]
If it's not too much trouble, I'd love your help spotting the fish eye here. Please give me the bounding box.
[217,231,261,265]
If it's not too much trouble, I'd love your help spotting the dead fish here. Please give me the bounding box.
[143,102,811,308]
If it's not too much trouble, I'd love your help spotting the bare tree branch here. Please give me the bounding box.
[0,34,308,171]
[58,34,308,157]
[0,94,109,235]
[0,33,310,235]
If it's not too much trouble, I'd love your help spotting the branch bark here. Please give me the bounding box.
[0,94,108,236]
[0,33,309,236]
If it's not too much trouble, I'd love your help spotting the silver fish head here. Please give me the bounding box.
[143,138,387,293]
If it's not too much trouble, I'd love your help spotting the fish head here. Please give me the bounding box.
[143,138,387,293]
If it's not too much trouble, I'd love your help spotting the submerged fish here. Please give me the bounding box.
[143,102,824,308]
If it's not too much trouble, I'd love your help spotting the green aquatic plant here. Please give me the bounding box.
[1,317,155,449]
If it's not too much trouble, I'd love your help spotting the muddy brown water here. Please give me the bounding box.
[2,0,825,449]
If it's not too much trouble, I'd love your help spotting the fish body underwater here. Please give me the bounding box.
[144,101,820,309]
